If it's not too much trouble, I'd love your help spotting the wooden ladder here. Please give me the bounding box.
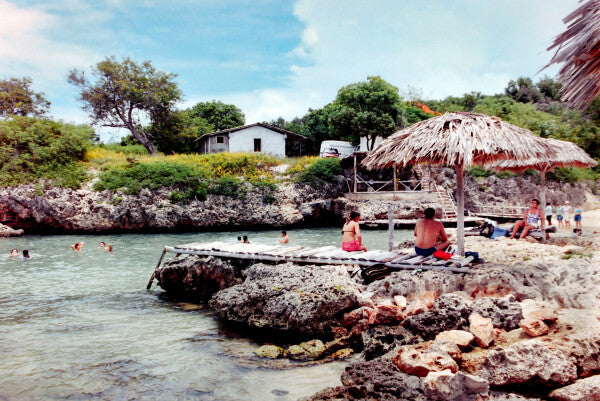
[413,165,431,191]
[414,165,456,218]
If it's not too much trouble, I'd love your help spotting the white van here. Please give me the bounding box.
[319,140,356,159]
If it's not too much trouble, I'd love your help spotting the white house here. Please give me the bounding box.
[197,123,305,158]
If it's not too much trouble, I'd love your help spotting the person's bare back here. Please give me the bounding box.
[414,219,446,249]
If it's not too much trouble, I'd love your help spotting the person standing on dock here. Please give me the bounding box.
[342,211,367,252]
[414,208,451,256]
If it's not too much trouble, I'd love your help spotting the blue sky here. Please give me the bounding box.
[0,0,581,141]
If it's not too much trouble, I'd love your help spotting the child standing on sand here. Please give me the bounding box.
[556,203,564,228]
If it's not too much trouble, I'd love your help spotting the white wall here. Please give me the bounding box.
[229,126,286,157]
[359,136,384,152]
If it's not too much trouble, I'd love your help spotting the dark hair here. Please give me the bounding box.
[243,235,248,241]
[546,202,550,206]
[532,199,540,205]
[348,211,360,221]
[100,241,105,246]
[10,249,17,253]
[424,208,436,219]
[22,249,29,257]
[237,236,241,241]
[281,231,287,235]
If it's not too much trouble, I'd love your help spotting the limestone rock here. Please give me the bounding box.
[330,348,354,359]
[393,344,459,377]
[405,291,437,316]
[209,263,358,336]
[286,339,326,360]
[549,375,600,401]
[436,330,474,349]
[343,306,373,327]
[394,295,408,309]
[361,324,423,360]
[471,295,523,331]
[469,313,496,347]
[479,339,578,387]
[528,308,558,323]
[519,318,550,337]
[254,345,284,359]
[423,369,489,401]
[0,223,23,237]
[155,255,242,301]
[404,293,473,340]
[488,391,543,400]
[369,304,405,325]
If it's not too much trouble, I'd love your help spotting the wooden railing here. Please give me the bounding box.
[351,174,427,193]
[469,205,524,217]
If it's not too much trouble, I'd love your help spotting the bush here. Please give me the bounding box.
[0,116,94,188]
[547,166,600,183]
[295,157,342,187]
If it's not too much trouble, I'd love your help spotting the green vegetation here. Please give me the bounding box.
[0,77,50,117]
[0,117,94,188]
[294,157,342,188]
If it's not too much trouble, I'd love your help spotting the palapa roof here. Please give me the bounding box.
[362,112,551,170]
[543,0,600,108]
[486,137,598,172]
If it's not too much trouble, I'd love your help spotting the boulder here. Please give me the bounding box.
[435,330,474,349]
[403,293,473,340]
[548,375,600,401]
[405,291,438,316]
[254,345,284,359]
[286,339,326,360]
[469,313,496,347]
[209,263,359,336]
[479,339,578,387]
[361,324,423,360]
[369,304,405,325]
[393,343,459,377]
[301,357,426,401]
[527,308,558,323]
[155,255,242,301]
[471,295,523,331]
[519,318,550,337]
[423,370,489,401]
[343,306,373,327]
[0,223,23,237]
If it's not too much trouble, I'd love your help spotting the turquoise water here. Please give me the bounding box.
[0,228,411,401]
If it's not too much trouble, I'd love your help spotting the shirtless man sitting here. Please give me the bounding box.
[414,208,451,257]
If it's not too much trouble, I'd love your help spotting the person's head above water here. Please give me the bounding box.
[99,242,106,248]
[424,207,436,219]
[281,230,287,236]
[348,211,360,221]
[22,249,30,258]
[10,249,18,257]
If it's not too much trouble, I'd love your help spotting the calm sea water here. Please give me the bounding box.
[0,228,411,401]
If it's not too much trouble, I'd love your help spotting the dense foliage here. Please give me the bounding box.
[0,77,50,117]
[293,157,343,188]
[68,57,182,155]
[0,117,94,188]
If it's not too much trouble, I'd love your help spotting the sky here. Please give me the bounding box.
[0,0,581,141]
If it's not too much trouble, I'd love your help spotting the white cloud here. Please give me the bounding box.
[218,0,581,122]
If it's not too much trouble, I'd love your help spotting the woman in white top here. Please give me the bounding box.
[563,201,572,229]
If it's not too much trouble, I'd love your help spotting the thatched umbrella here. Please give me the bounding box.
[486,137,598,213]
[362,112,551,256]
[543,0,600,108]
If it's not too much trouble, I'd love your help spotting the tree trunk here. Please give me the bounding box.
[129,124,158,155]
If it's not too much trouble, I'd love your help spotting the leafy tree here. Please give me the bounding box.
[68,56,181,155]
[188,100,245,131]
[505,77,542,104]
[536,76,562,101]
[0,77,50,117]
[148,109,214,154]
[329,76,403,150]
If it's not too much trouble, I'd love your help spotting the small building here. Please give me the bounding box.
[197,123,306,157]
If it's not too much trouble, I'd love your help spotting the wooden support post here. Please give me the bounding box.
[353,153,357,193]
[388,204,394,251]
[393,163,397,193]
[540,169,547,231]
[456,164,465,257]
[147,248,167,290]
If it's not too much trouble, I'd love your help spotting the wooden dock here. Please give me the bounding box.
[362,216,486,229]
[153,242,475,274]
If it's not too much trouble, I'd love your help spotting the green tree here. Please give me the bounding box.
[505,77,542,104]
[148,109,214,154]
[0,117,94,187]
[329,76,403,150]
[0,77,50,117]
[188,100,245,131]
[68,56,181,155]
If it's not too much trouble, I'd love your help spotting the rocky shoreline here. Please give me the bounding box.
[152,234,600,401]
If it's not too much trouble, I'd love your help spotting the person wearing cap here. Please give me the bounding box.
[563,201,572,229]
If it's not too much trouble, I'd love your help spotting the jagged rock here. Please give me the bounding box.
[435,330,474,349]
[394,295,407,309]
[548,375,600,401]
[488,391,543,400]
[393,343,459,377]
[155,255,242,301]
[519,318,550,337]
[361,325,423,360]
[330,348,354,359]
[254,345,284,359]
[478,339,578,387]
[286,340,326,360]
[527,308,558,323]
[471,295,523,331]
[208,263,358,335]
[429,340,462,362]
[301,358,426,400]
[423,370,489,401]
[469,313,496,347]
[343,306,373,327]
[403,293,473,340]
[0,222,23,236]
[369,304,405,324]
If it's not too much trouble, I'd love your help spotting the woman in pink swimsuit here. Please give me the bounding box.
[341,211,367,252]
